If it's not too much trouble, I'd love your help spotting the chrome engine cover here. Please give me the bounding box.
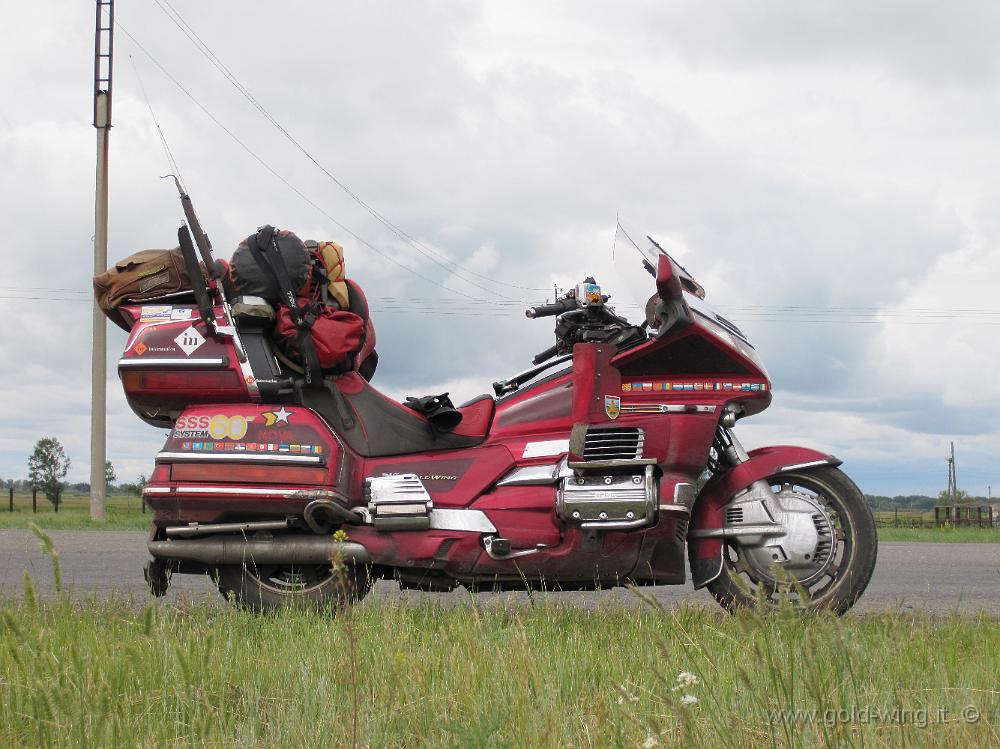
[557,464,657,530]
[364,474,432,530]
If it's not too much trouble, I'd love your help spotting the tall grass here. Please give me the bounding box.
[1,528,997,747]
[1,590,997,747]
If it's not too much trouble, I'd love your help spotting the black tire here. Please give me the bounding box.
[707,466,877,615]
[215,559,372,613]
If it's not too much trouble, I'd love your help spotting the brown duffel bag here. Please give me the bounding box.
[93,247,205,331]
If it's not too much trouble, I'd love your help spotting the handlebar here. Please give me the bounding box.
[525,297,577,319]
[531,343,560,365]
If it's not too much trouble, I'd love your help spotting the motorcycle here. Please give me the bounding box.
[117,197,877,613]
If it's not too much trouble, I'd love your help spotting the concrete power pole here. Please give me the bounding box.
[90,0,114,521]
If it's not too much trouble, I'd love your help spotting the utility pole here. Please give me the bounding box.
[90,0,114,521]
[946,441,957,505]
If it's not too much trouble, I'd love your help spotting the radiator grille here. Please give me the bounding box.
[583,427,643,461]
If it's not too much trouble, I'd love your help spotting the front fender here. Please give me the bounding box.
[688,446,841,589]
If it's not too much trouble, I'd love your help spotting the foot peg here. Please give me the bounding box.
[483,536,551,560]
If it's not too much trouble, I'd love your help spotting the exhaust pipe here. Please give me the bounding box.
[303,498,363,533]
[148,535,371,566]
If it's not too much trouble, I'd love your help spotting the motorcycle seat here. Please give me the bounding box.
[300,373,496,457]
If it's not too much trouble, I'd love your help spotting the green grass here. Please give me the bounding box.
[1,587,998,747]
[0,492,149,531]
[877,526,1000,543]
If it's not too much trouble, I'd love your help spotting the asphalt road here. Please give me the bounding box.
[1,530,998,614]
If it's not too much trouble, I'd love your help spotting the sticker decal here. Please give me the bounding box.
[622,380,768,393]
[174,325,206,356]
[262,407,292,426]
[139,305,172,322]
[522,439,570,459]
[173,414,254,440]
[170,308,193,321]
[604,395,620,420]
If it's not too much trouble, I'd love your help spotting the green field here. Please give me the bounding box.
[0,492,149,531]
[877,526,1000,543]
[1,585,997,748]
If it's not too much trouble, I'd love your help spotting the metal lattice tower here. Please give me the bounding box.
[946,441,957,503]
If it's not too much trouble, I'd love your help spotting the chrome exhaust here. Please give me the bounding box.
[165,519,294,538]
[148,535,371,566]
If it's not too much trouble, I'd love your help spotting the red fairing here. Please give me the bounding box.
[452,398,496,438]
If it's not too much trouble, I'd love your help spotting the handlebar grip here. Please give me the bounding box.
[532,343,560,365]
[525,298,576,319]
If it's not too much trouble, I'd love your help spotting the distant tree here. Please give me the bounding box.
[937,488,972,506]
[105,461,117,487]
[28,437,70,507]
[120,473,148,497]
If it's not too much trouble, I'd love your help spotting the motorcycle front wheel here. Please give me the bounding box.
[215,560,372,612]
[706,466,877,615]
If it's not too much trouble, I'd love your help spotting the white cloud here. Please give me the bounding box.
[1,1,998,495]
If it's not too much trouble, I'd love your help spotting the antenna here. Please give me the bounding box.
[90,0,114,521]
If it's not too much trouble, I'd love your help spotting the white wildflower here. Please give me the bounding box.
[671,671,700,691]
[642,734,659,748]
[679,694,699,706]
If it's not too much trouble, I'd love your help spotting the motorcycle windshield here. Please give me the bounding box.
[611,221,768,376]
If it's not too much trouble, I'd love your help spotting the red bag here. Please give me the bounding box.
[275,303,365,371]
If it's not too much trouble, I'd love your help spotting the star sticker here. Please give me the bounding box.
[262,406,292,427]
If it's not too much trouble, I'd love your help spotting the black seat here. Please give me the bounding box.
[300,373,486,457]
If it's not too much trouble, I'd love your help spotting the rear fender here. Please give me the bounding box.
[688,446,841,589]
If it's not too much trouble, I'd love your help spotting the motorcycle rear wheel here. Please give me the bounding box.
[706,466,877,615]
[215,560,372,612]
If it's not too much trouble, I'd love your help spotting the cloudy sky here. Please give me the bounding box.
[2,1,999,496]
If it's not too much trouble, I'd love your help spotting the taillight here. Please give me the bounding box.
[151,465,170,482]
[169,463,328,485]
[123,370,243,392]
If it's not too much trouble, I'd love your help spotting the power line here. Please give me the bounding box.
[146,0,545,298]
[114,21,499,303]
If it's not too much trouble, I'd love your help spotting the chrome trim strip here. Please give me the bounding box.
[580,517,649,530]
[143,486,170,494]
[496,463,562,487]
[354,506,497,533]
[156,451,323,465]
[658,504,691,514]
[776,458,839,473]
[160,486,303,497]
[620,403,717,414]
[119,357,227,369]
[429,509,497,533]
[568,458,657,469]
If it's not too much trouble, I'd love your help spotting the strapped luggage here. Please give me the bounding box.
[93,248,208,331]
[231,226,368,385]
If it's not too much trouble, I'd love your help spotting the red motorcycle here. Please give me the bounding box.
[115,202,876,613]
